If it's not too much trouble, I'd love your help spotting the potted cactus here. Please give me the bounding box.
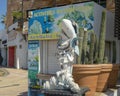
[73,27,101,96]
[73,10,119,96]
[95,10,112,92]
[73,28,101,96]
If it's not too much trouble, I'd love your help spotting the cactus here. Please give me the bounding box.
[89,32,95,64]
[98,10,106,63]
[82,30,88,64]
[77,10,108,65]
[94,34,99,63]
[77,28,84,64]
[103,56,108,64]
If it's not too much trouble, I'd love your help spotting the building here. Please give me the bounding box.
[6,0,118,70]
[0,29,7,66]
[7,22,28,69]
[6,0,92,69]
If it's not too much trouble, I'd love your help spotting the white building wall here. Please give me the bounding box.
[94,3,115,41]
[0,29,7,66]
[1,48,7,66]
[106,11,115,41]
[17,33,28,69]
[94,3,104,39]
[7,23,28,69]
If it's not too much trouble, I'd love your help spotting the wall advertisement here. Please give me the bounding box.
[28,40,40,88]
[28,2,94,40]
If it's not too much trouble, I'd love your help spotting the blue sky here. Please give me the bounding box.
[0,0,7,31]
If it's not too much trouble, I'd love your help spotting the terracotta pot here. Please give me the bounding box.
[108,64,120,88]
[96,64,112,92]
[73,64,101,96]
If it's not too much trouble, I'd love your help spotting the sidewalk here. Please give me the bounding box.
[0,67,120,96]
[0,67,28,96]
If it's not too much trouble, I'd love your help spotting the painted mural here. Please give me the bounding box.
[28,2,94,40]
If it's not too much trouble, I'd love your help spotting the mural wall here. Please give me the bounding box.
[28,2,94,40]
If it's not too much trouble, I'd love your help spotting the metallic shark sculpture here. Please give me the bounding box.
[43,19,88,95]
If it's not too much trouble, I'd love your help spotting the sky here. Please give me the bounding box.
[0,0,7,31]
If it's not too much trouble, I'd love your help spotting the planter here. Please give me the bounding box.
[73,64,101,96]
[108,64,120,88]
[96,64,112,92]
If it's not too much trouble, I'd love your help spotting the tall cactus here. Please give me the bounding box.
[81,30,88,64]
[98,10,106,63]
[77,28,84,64]
[94,34,99,63]
[89,32,95,64]
[77,10,107,64]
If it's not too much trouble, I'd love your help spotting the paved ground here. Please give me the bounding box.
[0,67,28,96]
[0,67,119,96]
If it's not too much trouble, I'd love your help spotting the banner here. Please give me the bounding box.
[28,2,94,40]
[28,40,40,88]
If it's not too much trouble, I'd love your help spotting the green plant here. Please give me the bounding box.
[77,28,84,64]
[12,11,22,19]
[77,10,108,64]
[82,30,88,64]
[98,10,106,64]
[89,32,95,64]
[12,11,23,23]
[103,56,108,64]
[94,34,99,63]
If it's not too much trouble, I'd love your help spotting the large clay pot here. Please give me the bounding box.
[96,64,112,92]
[108,64,120,88]
[73,64,101,96]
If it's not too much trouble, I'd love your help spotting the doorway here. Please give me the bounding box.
[8,47,15,67]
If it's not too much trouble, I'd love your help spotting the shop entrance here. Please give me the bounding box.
[41,40,60,74]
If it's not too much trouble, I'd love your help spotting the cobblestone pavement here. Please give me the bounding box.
[0,67,28,96]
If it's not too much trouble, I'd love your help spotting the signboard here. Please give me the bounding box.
[28,2,94,40]
[28,40,40,90]
[28,40,40,80]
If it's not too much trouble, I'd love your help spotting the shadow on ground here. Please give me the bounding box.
[18,92,28,96]
[104,89,114,96]
[0,68,9,77]
[0,84,20,88]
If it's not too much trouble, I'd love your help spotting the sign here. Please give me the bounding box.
[28,2,94,40]
[28,40,40,80]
